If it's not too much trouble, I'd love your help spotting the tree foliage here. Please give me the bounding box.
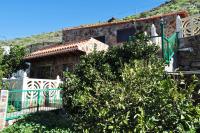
[1,111,73,133]
[0,48,4,86]
[62,33,200,132]
[0,45,27,78]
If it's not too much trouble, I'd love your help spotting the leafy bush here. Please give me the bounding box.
[0,45,28,79]
[2,45,28,78]
[62,33,200,132]
[7,105,16,113]
[1,111,73,133]
[0,48,4,87]
[0,45,28,89]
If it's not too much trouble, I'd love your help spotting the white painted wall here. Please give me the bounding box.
[1,46,10,55]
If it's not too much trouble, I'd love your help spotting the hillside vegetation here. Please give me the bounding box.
[0,0,199,47]
[0,31,62,46]
[124,0,200,20]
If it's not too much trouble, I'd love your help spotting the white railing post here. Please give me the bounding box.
[21,72,28,108]
[176,15,183,39]
[56,75,61,100]
[151,24,157,43]
[22,72,28,90]
[56,75,61,87]
[151,24,161,48]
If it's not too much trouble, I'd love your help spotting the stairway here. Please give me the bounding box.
[165,13,200,75]
[178,34,200,71]
[164,14,200,105]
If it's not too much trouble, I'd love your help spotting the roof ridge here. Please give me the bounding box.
[24,38,104,60]
[33,38,92,52]
[63,11,188,31]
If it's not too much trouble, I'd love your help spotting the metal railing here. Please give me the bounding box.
[160,19,179,64]
[163,32,178,64]
[6,88,62,120]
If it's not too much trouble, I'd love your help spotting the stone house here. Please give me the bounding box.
[62,11,188,46]
[25,11,188,79]
[24,38,108,79]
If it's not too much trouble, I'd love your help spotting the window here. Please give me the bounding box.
[117,27,136,43]
[94,36,105,43]
[63,64,73,72]
[61,64,74,79]
[37,66,51,79]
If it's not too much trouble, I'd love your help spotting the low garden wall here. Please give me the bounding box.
[0,74,63,130]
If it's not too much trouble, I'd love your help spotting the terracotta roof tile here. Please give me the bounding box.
[24,38,109,60]
[63,11,188,31]
[24,40,88,60]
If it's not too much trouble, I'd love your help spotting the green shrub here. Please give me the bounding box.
[0,48,4,87]
[0,45,28,88]
[7,105,16,113]
[1,45,28,78]
[62,33,200,132]
[1,111,73,133]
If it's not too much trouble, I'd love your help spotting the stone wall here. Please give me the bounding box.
[0,90,8,131]
[30,53,82,79]
[26,42,62,53]
[178,34,200,70]
[63,12,188,46]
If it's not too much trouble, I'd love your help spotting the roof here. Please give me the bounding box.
[63,11,188,31]
[24,38,109,60]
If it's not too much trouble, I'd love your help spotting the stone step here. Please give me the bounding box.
[178,61,200,71]
[178,47,193,52]
[191,61,200,68]
[167,70,200,75]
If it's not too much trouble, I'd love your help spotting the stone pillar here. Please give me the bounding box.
[176,15,183,38]
[0,90,8,130]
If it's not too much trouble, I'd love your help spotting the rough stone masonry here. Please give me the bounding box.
[0,90,8,130]
[62,11,188,46]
